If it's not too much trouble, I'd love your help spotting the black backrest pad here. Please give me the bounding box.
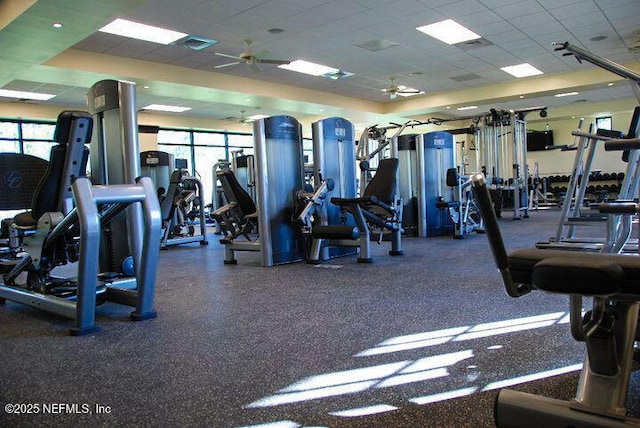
[364,158,398,205]
[31,145,66,220]
[217,170,257,217]
[0,153,48,210]
[32,111,92,219]
[54,110,94,144]
[160,170,183,220]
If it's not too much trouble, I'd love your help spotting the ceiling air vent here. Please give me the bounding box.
[454,37,493,51]
[175,35,218,51]
[323,70,354,80]
[450,73,482,82]
[356,39,399,52]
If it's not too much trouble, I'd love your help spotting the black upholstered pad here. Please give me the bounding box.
[0,153,48,210]
[508,248,640,296]
[13,211,37,228]
[533,257,623,296]
[363,158,398,205]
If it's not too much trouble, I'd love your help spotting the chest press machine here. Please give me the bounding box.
[471,156,640,426]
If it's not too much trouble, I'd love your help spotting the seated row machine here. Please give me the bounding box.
[471,166,640,427]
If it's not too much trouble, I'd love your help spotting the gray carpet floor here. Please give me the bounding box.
[0,208,636,427]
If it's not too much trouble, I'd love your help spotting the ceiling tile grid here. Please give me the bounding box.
[2,0,639,125]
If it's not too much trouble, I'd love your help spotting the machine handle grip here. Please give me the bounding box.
[598,201,638,214]
[604,138,640,151]
[470,173,530,298]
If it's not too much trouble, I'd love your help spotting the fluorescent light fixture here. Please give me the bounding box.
[457,105,478,111]
[397,89,425,97]
[416,19,481,45]
[500,63,543,78]
[142,104,191,113]
[99,18,187,45]
[246,114,269,121]
[323,70,354,80]
[279,60,338,76]
[0,89,55,100]
[555,91,579,97]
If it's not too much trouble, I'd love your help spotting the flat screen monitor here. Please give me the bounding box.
[526,130,553,151]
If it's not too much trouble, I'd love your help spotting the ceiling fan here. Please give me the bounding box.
[214,39,291,72]
[223,110,252,124]
[383,77,422,99]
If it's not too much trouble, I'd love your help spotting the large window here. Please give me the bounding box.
[157,129,257,208]
[158,129,193,171]
[227,133,254,156]
[0,119,56,159]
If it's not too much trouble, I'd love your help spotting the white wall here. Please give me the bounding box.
[527,110,634,176]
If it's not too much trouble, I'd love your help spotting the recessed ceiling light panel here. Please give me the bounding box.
[142,104,191,112]
[500,63,543,78]
[457,105,478,111]
[0,89,55,100]
[416,19,481,45]
[554,91,579,98]
[279,60,338,76]
[99,18,188,45]
[246,114,270,121]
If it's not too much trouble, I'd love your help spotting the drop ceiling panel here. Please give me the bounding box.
[166,1,240,25]
[239,0,309,21]
[74,33,127,53]
[549,2,603,20]
[125,0,207,23]
[102,38,162,58]
[371,0,434,17]
[212,0,271,12]
[303,0,368,21]
[458,10,505,29]
[494,1,546,19]
[2,0,638,125]
[435,0,488,18]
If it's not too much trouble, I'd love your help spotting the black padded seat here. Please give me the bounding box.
[508,248,640,296]
[13,211,37,228]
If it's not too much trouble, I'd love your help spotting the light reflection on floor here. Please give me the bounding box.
[241,311,581,427]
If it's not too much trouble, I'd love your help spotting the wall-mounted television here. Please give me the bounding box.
[526,130,554,151]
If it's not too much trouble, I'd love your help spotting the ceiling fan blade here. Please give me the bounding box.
[253,49,269,59]
[214,61,241,69]
[258,59,291,65]
[398,89,421,94]
[215,52,242,60]
[250,63,262,73]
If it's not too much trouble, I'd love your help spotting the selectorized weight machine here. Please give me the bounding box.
[0,107,161,335]
[140,150,208,248]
